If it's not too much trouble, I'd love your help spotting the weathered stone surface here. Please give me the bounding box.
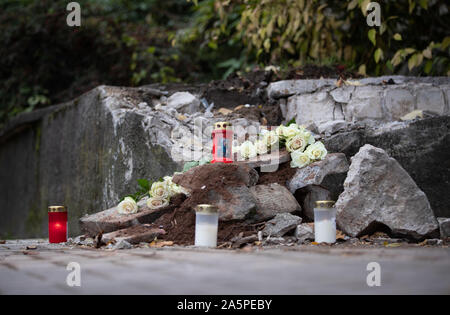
[267,79,335,99]
[287,153,349,193]
[437,218,450,239]
[102,224,166,244]
[173,163,259,190]
[249,183,301,222]
[237,150,290,172]
[317,120,349,136]
[345,86,384,121]
[336,144,439,240]
[295,223,314,243]
[111,239,132,250]
[208,186,258,221]
[288,92,336,125]
[330,86,354,103]
[262,213,302,237]
[384,87,415,120]
[323,116,450,217]
[79,203,175,237]
[416,86,446,115]
[166,92,201,114]
[297,185,332,221]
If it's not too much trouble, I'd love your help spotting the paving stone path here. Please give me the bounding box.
[1,240,449,294]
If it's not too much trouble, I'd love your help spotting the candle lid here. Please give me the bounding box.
[48,206,67,213]
[315,200,335,208]
[195,204,218,214]
[214,121,232,130]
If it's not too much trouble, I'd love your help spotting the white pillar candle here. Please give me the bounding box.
[314,201,337,244]
[195,205,219,248]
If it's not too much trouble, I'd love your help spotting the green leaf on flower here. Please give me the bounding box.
[137,179,150,191]
[286,118,296,126]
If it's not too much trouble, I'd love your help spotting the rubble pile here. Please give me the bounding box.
[79,144,448,249]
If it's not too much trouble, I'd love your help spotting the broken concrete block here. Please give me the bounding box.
[295,223,314,244]
[262,213,302,237]
[287,153,349,193]
[437,218,450,239]
[249,183,301,222]
[102,224,166,244]
[79,195,185,236]
[336,144,439,240]
[237,150,290,172]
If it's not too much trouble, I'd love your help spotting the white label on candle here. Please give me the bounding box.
[315,218,336,243]
[195,223,218,247]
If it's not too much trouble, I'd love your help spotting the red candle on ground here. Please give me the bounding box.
[48,206,68,243]
[211,121,233,163]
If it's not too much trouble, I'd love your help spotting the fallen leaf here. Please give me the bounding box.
[218,107,233,115]
[418,240,428,246]
[335,78,344,87]
[177,114,187,121]
[26,245,37,250]
[149,240,174,248]
[234,105,244,111]
[336,230,346,240]
[0,240,6,244]
[344,80,362,86]
[311,242,319,246]
[22,251,39,256]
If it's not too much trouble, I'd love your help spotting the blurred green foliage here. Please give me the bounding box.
[0,0,449,126]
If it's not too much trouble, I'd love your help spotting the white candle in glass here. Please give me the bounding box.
[314,200,337,243]
[195,204,219,247]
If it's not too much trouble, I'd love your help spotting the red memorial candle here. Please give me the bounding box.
[211,121,233,163]
[48,206,68,243]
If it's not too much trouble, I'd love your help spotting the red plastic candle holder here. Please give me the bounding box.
[48,206,68,243]
[211,121,233,163]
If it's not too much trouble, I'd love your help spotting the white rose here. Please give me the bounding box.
[263,130,279,148]
[150,181,169,199]
[239,141,257,159]
[255,140,268,155]
[117,197,138,215]
[290,150,311,168]
[146,197,169,210]
[286,133,308,152]
[304,141,327,161]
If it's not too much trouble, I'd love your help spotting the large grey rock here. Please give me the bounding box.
[249,183,301,222]
[437,218,450,239]
[208,186,258,221]
[166,92,201,114]
[262,213,302,237]
[287,153,349,193]
[336,144,439,240]
[345,86,384,121]
[323,116,450,217]
[287,92,337,126]
[317,120,349,136]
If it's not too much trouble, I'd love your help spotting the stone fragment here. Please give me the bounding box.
[102,224,166,244]
[295,223,314,244]
[262,213,302,237]
[237,150,290,172]
[336,144,439,240]
[345,86,383,121]
[249,183,302,222]
[317,120,349,136]
[167,92,201,114]
[112,239,132,250]
[297,185,332,221]
[208,186,258,221]
[287,153,349,193]
[437,218,450,239]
